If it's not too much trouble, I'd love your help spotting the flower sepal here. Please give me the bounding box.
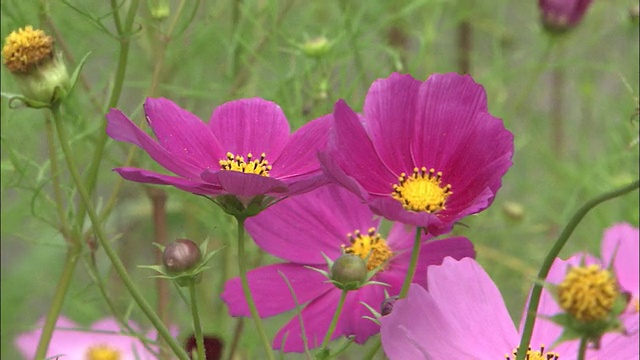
[305,253,390,292]
[214,194,274,219]
[141,239,220,287]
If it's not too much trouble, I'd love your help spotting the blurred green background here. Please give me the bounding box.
[1,0,638,359]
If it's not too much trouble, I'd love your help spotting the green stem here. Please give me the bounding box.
[45,114,72,242]
[50,105,190,360]
[235,216,275,360]
[513,36,556,113]
[399,227,422,298]
[363,337,381,360]
[75,0,139,231]
[189,280,206,360]
[515,179,640,360]
[34,243,81,360]
[577,337,588,360]
[321,289,348,350]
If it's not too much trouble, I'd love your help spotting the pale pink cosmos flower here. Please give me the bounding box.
[15,316,162,360]
[380,257,639,359]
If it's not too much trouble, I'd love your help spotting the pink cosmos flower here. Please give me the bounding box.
[538,0,593,33]
[15,316,162,360]
[106,98,331,202]
[601,222,639,315]
[221,185,475,352]
[320,73,513,235]
[380,257,639,359]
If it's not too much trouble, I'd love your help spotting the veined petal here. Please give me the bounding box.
[209,98,290,160]
[362,73,422,175]
[143,98,224,169]
[330,100,396,194]
[221,263,332,319]
[202,169,288,197]
[114,167,222,195]
[270,114,332,179]
[106,109,201,178]
[245,185,380,264]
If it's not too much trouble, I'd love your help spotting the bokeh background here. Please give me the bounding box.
[1,0,638,358]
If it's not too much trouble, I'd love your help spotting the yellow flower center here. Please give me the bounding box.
[391,167,452,213]
[219,152,271,177]
[558,264,619,322]
[85,344,121,360]
[505,345,559,360]
[2,26,54,73]
[341,228,393,271]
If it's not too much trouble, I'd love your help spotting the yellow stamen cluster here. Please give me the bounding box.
[558,264,619,322]
[219,152,271,176]
[85,344,121,360]
[2,26,54,73]
[505,345,559,360]
[342,228,393,271]
[392,167,452,213]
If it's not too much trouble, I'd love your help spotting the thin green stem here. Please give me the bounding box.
[34,243,81,360]
[75,0,139,231]
[577,337,588,360]
[45,114,72,242]
[363,337,381,360]
[321,289,348,350]
[513,36,557,113]
[235,216,275,360]
[189,280,206,360]
[50,105,190,360]
[515,179,640,360]
[399,227,422,298]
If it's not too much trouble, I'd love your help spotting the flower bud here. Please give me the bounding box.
[630,4,640,25]
[2,26,70,104]
[331,254,367,290]
[538,0,593,34]
[163,239,202,273]
[502,201,524,221]
[381,295,399,316]
[148,0,170,21]
[300,36,333,59]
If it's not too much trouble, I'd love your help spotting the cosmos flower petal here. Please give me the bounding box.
[270,114,332,179]
[368,196,448,235]
[340,284,387,344]
[362,73,422,174]
[114,167,223,195]
[327,100,397,194]
[209,98,290,160]
[424,257,518,355]
[143,98,224,168]
[273,289,344,353]
[601,223,639,295]
[202,170,288,197]
[245,185,380,264]
[106,109,202,178]
[221,263,333,318]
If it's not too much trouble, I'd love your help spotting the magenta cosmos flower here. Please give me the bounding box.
[538,0,593,33]
[221,184,475,352]
[380,257,639,359]
[15,316,162,359]
[106,98,331,208]
[320,73,513,235]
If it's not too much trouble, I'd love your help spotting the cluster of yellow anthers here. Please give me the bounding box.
[505,345,559,360]
[342,228,393,271]
[558,264,619,322]
[2,26,54,74]
[219,152,272,177]
[392,167,452,214]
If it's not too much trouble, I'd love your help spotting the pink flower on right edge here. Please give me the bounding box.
[380,256,639,359]
[320,73,514,235]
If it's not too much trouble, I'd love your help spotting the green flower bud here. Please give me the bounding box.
[331,254,367,290]
[163,239,202,273]
[148,0,170,21]
[300,36,333,59]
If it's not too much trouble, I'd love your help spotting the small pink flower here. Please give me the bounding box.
[107,98,331,202]
[15,316,162,360]
[221,185,475,352]
[380,257,639,359]
[538,0,593,32]
[320,73,513,235]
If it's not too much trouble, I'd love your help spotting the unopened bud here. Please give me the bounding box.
[381,295,399,316]
[538,0,593,34]
[300,36,333,59]
[163,239,202,273]
[149,0,170,21]
[331,254,367,289]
